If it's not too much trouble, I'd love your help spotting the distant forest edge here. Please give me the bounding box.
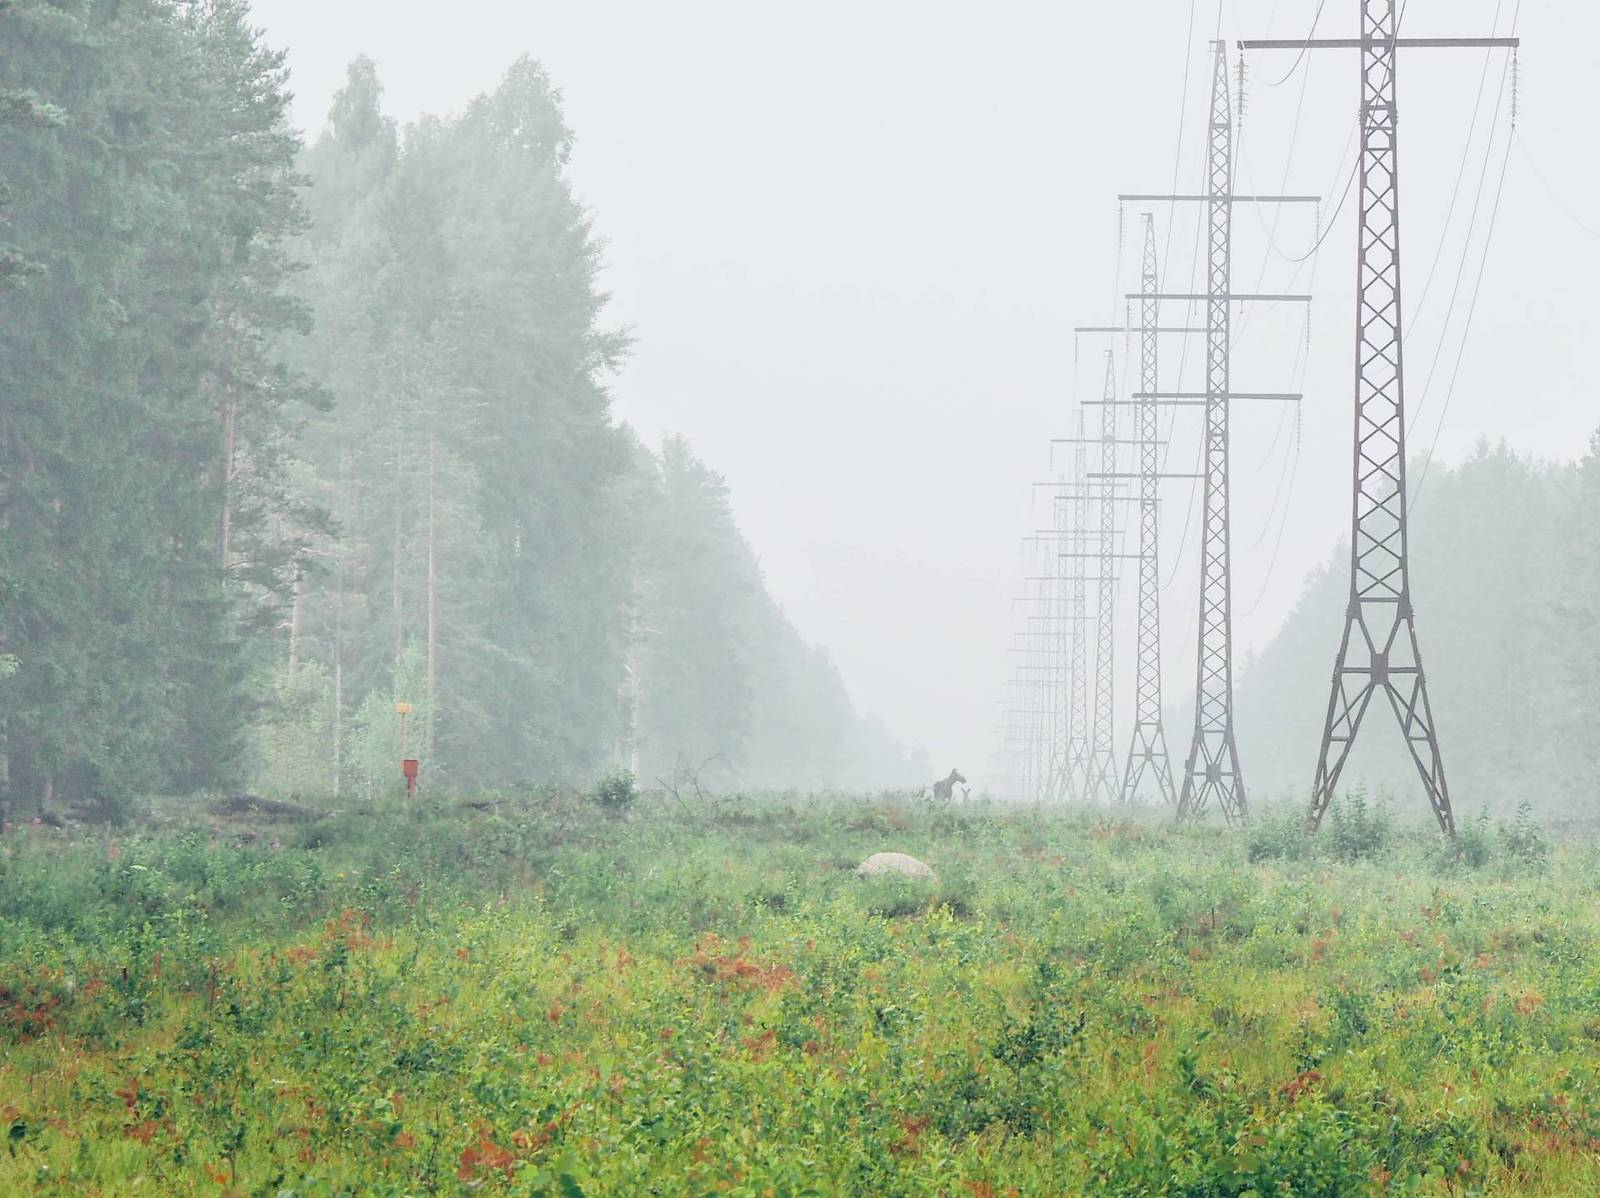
[0,2,925,811]
[1236,439,1600,817]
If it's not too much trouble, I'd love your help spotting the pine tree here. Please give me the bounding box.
[0,0,311,810]
[284,58,633,788]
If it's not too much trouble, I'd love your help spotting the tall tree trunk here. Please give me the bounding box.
[220,383,237,575]
[626,653,641,778]
[392,487,404,662]
[288,565,304,674]
[392,414,405,663]
[0,488,8,800]
[333,449,350,798]
[426,434,438,760]
[333,647,343,799]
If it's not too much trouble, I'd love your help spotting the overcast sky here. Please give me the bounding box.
[246,0,1596,780]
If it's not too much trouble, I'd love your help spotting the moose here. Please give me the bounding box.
[930,769,967,802]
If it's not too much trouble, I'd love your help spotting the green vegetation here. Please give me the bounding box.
[2,794,1596,1195]
[1,12,1593,1191]
[0,0,312,801]
[0,5,918,818]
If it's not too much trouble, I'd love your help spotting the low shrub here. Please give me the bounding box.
[1325,787,1394,862]
[0,794,1593,1194]
[1247,806,1313,862]
[1500,800,1550,871]
[591,768,639,814]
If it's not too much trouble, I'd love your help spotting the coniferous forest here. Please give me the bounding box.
[0,3,920,816]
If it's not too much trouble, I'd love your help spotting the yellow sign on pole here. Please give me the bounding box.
[395,702,413,760]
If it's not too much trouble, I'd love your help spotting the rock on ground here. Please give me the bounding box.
[857,852,936,881]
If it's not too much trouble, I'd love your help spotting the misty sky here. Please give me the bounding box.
[246,0,1597,781]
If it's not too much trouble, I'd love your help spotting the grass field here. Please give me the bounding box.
[2,789,1598,1195]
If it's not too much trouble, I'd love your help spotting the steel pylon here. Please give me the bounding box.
[1178,42,1248,825]
[1084,353,1122,802]
[1044,490,1071,799]
[1308,0,1454,835]
[1122,215,1178,805]
[1064,418,1094,801]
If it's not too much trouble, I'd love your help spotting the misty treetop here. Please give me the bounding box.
[0,9,919,812]
[0,0,314,806]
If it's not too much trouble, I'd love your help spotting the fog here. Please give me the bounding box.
[6,5,1600,1182]
[3,0,1595,805]
[236,0,1597,784]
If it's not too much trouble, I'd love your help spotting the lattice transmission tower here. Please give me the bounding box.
[1121,215,1178,804]
[1240,3,1519,836]
[1046,489,1073,799]
[1063,420,1094,800]
[1009,428,1099,803]
[1085,352,1122,802]
[1036,396,1143,803]
[1123,41,1314,823]
[1180,40,1250,824]
[1058,342,1153,803]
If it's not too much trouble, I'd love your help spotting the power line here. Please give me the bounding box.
[1238,275,1317,615]
[1261,0,1330,87]
[1405,0,1507,367]
[1515,132,1600,241]
[1410,1,1521,445]
[1239,432,1301,619]
[1164,0,1330,606]
[1414,131,1516,506]
[1163,0,1334,615]
[1238,0,1323,273]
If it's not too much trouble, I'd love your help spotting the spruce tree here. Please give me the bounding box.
[0,0,310,809]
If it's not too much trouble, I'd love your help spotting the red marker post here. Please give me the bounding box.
[395,702,419,798]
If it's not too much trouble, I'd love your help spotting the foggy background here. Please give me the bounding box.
[245,0,1598,780]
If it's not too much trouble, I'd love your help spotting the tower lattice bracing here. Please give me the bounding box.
[1048,490,1075,800]
[1122,216,1178,804]
[1236,5,1517,836]
[1178,41,1248,824]
[1308,0,1453,834]
[1085,353,1121,801]
[1065,419,1093,801]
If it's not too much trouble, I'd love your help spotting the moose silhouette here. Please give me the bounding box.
[930,769,967,802]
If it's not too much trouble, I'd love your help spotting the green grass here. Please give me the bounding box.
[1,791,1597,1195]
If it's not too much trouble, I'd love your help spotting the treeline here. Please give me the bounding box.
[0,2,921,813]
[1236,440,1593,816]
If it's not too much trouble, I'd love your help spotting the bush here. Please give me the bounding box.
[591,769,639,814]
[1499,800,1549,871]
[1,791,1595,1193]
[1325,788,1393,862]
[1450,808,1495,870]
[1247,806,1313,862]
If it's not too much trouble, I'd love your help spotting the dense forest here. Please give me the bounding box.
[1237,439,1591,815]
[0,0,922,814]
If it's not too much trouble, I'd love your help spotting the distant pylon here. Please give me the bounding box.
[1048,489,1074,799]
[1065,416,1094,801]
[1178,41,1248,824]
[1084,352,1122,802]
[1122,215,1178,804]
